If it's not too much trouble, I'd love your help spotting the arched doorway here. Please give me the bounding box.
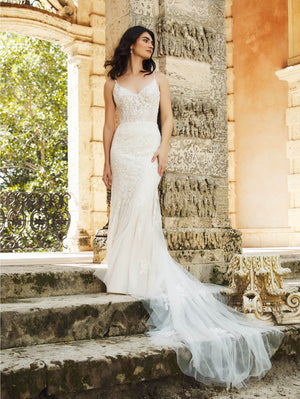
[0,0,107,251]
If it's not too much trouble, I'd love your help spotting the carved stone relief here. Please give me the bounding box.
[171,98,217,139]
[222,255,300,324]
[157,17,216,62]
[164,227,242,263]
[159,176,217,218]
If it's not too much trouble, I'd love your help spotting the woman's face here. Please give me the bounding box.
[131,31,154,59]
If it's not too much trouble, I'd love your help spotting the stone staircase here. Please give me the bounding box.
[0,256,299,399]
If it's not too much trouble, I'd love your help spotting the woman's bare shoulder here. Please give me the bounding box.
[155,71,169,89]
[104,77,116,91]
[155,70,167,81]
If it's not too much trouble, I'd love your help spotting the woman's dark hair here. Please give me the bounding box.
[105,26,156,79]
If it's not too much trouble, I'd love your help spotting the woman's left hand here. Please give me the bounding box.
[152,144,169,176]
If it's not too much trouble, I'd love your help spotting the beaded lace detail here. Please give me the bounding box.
[113,74,160,124]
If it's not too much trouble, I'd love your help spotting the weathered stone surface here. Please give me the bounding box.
[281,256,300,278]
[171,97,217,139]
[207,0,227,35]
[276,324,300,356]
[167,138,228,177]
[164,228,242,263]
[0,335,179,399]
[169,250,226,282]
[157,17,217,63]
[159,175,217,218]
[210,66,228,103]
[169,249,224,265]
[166,58,211,97]
[1,327,299,399]
[93,228,108,263]
[1,294,148,349]
[159,175,230,231]
[161,0,209,23]
[61,355,300,399]
[0,265,105,301]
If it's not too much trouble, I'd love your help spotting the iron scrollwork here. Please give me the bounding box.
[0,1,75,17]
[0,1,52,10]
[0,191,71,251]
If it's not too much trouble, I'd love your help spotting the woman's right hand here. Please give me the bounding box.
[102,163,112,189]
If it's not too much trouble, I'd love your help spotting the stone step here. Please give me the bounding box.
[0,251,94,266]
[1,326,299,399]
[1,293,148,349]
[0,264,106,301]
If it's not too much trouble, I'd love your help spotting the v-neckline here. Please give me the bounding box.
[115,76,156,96]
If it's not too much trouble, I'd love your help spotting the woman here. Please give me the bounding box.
[94,26,283,389]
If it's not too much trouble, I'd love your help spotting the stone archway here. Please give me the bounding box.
[0,1,107,251]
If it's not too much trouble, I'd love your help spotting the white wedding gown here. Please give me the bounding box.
[94,72,283,388]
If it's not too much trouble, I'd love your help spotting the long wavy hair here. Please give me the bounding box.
[105,26,156,79]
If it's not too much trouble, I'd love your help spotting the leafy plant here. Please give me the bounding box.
[0,32,68,192]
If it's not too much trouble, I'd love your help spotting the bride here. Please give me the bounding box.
[94,25,283,389]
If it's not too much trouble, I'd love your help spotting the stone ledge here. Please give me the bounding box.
[0,335,178,399]
[1,327,299,399]
[1,293,148,349]
[0,252,93,266]
[0,264,105,301]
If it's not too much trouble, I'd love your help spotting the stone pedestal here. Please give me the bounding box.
[93,228,108,263]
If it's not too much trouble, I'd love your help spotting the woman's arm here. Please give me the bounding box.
[152,72,174,176]
[102,78,116,189]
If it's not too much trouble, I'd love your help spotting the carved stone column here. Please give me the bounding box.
[157,0,241,281]
[101,0,242,281]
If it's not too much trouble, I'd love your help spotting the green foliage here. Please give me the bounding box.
[0,32,68,192]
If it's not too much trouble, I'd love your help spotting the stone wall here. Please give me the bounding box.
[231,0,300,247]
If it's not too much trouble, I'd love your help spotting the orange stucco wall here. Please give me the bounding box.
[232,0,289,229]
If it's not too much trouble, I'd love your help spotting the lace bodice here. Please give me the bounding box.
[113,74,160,124]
